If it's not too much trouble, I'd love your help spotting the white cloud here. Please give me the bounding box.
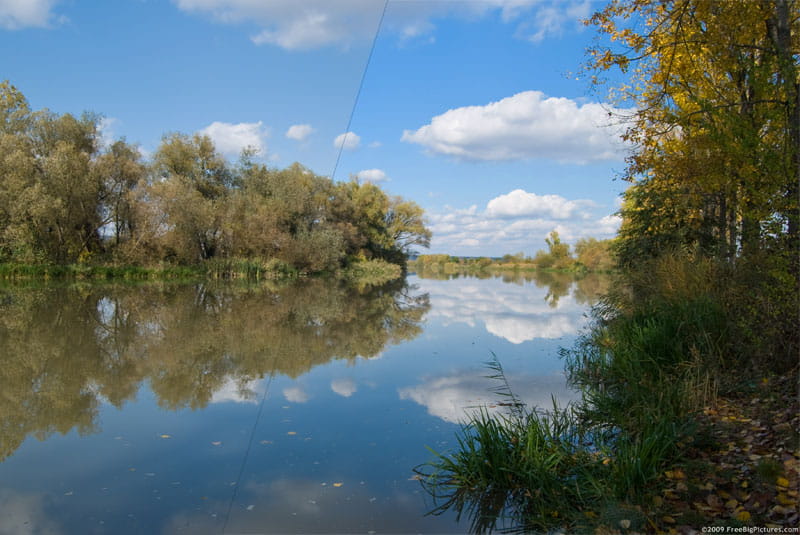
[486,189,578,219]
[416,276,586,344]
[513,1,591,43]
[172,0,590,50]
[331,378,357,398]
[199,121,268,157]
[426,189,620,256]
[356,168,388,183]
[0,0,59,29]
[402,90,630,164]
[399,370,578,424]
[333,131,360,151]
[285,123,314,141]
[282,385,309,403]
[174,0,385,50]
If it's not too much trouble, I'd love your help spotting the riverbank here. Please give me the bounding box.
[0,258,403,286]
[419,254,798,532]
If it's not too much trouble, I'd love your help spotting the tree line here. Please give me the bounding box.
[411,231,615,274]
[0,81,431,274]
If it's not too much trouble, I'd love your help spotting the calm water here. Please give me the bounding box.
[0,273,607,534]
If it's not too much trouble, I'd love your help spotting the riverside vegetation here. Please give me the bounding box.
[410,231,615,277]
[419,0,799,532]
[0,81,430,284]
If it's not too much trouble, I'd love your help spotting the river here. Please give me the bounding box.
[0,272,607,534]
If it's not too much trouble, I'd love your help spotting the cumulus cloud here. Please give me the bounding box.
[402,90,630,164]
[425,189,620,256]
[416,276,586,344]
[333,131,360,151]
[356,168,388,183]
[486,189,579,219]
[172,0,590,50]
[0,0,59,29]
[399,370,578,424]
[199,121,268,157]
[331,378,357,398]
[283,385,309,403]
[285,123,314,142]
[425,188,619,256]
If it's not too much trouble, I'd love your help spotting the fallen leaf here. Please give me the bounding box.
[287,431,297,436]
[776,477,790,488]
[735,510,751,522]
[619,519,631,529]
[211,441,222,446]
[333,482,343,488]
[160,434,171,439]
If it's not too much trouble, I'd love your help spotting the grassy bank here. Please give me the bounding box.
[0,258,404,286]
[419,253,799,532]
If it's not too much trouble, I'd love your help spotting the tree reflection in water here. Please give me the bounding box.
[0,279,429,461]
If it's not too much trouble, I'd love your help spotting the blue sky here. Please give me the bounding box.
[0,0,630,256]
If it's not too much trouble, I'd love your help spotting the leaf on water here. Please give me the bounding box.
[211,441,222,446]
[259,440,273,445]
[287,431,297,436]
[160,434,171,439]
[333,482,343,487]
[246,505,254,511]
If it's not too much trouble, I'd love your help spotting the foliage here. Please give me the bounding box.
[410,233,616,275]
[587,0,799,267]
[0,81,431,274]
[0,279,430,460]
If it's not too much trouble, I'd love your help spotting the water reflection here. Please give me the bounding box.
[0,273,609,533]
[416,271,608,345]
[399,370,577,424]
[0,279,429,462]
[414,268,610,308]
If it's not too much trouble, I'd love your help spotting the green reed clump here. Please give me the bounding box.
[418,401,610,533]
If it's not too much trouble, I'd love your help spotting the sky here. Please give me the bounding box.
[0,0,631,257]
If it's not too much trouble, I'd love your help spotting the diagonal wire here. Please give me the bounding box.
[221,6,389,532]
[221,368,276,535]
[331,0,390,181]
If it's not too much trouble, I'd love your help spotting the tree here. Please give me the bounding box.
[92,140,146,248]
[587,0,799,265]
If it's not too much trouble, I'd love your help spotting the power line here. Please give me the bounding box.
[331,0,390,181]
